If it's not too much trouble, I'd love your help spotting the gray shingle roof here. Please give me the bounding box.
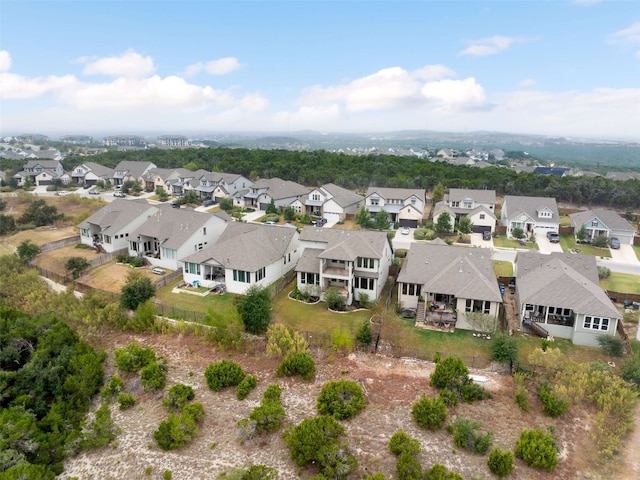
[182,222,297,271]
[502,195,559,223]
[78,198,157,236]
[113,160,156,179]
[250,177,309,200]
[445,188,496,204]
[366,187,425,202]
[516,252,620,319]
[569,208,635,233]
[321,183,364,207]
[84,162,114,178]
[397,244,501,302]
[299,227,390,261]
[296,248,324,273]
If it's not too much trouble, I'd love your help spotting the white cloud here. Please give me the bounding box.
[0,73,77,99]
[421,78,486,105]
[608,22,640,44]
[0,50,11,72]
[519,78,537,87]
[82,50,155,78]
[184,57,243,77]
[413,65,456,80]
[459,36,520,56]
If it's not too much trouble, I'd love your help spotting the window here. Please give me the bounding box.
[312,193,321,201]
[483,301,491,314]
[583,316,610,331]
[185,262,200,275]
[463,201,472,209]
[103,235,111,244]
[162,248,175,259]
[355,277,374,290]
[203,227,207,235]
[451,201,460,208]
[402,283,420,296]
[233,270,250,283]
[370,198,379,206]
[357,257,375,269]
[465,299,473,312]
[255,267,266,281]
[591,220,598,227]
[479,214,485,220]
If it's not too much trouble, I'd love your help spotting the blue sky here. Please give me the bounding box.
[1,0,639,139]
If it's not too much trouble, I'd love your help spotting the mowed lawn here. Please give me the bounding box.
[601,272,640,295]
[559,235,611,258]
[492,235,538,250]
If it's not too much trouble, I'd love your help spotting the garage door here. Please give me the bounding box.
[324,212,340,222]
[259,202,269,211]
[473,226,491,234]
[399,219,418,228]
[614,233,634,245]
[38,180,51,185]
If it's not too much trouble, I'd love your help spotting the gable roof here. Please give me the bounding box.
[299,227,390,261]
[569,208,635,233]
[83,162,114,178]
[445,188,496,205]
[78,198,157,236]
[320,183,364,207]
[366,187,425,202]
[183,222,297,272]
[516,252,620,319]
[250,177,309,200]
[113,160,156,178]
[24,159,61,169]
[397,244,501,302]
[502,195,559,222]
[130,205,228,250]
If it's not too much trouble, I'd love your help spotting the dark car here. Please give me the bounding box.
[315,217,328,227]
[202,199,214,207]
[171,203,180,209]
[482,230,492,241]
[547,232,560,243]
[610,237,621,249]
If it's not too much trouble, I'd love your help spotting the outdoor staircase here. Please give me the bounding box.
[416,301,426,325]
[528,320,549,339]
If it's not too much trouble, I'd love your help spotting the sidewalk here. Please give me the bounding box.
[241,209,266,223]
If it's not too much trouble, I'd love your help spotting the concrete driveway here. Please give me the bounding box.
[610,244,640,265]
[470,232,493,248]
[242,209,266,223]
[536,234,563,254]
[392,227,416,251]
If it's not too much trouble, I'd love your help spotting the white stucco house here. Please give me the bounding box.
[242,177,309,210]
[364,187,426,228]
[501,195,560,239]
[290,183,364,222]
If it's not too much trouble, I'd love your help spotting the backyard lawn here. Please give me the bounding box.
[492,235,538,250]
[600,272,640,295]
[559,235,611,258]
[492,260,513,277]
[154,283,236,315]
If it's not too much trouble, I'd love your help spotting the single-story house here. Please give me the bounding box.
[515,251,621,347]
[501,195,559,239]
[295,227,393,306]
[569,208,636,245]
[181,222,300,294]
[397,244,502,331]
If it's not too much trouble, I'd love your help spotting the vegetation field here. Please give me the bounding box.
[601,272,640,295]
[559,235,612,257]
[492,235,538,250]
[492,260,514,277]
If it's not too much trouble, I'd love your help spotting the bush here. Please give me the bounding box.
[130,257,145,267]
[325,287,346,311]
[596,334,625,357]
[355,320,373,347]
[411,395,447,431]
[621,354,640,386]
[83,402,116,449]
[396,451,422,480]
[514,428,558,471]
[447,417,492,454]
[430,356,469,390]
[117,393,136,410]
[388,430,420,456]
[266,323,308,357]
[331,328,353,352]
[120,273,156,310]
[101,374,125,401]
[514,387,531,412]
[460,382,489,402]
[276,351,316,381]
[236,285,272,334]
[204,360,246,391]
[538,384,570,418]
[423,464,464,480]
[249,400,286,434]
[236,374,258,400]
[487,447,515,478]
[490,333,518,364]
[141,361,167,392]
[114,343,156,373]
[263,383,282,402]
[182,402,205,423]
[154,413,199,450]
[163,384,195,411]
[597,266,611,279]
[316,380,366,420]
[592,235,609,248]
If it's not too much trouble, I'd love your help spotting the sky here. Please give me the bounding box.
[0,0,639,140]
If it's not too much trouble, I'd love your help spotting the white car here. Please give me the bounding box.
[55,190,69,196]
[401,227,410,235]
[113,191,126,197]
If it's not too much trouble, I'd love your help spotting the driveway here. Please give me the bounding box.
[610,244,640,265]
[470,232,493,248]
[536,234,563,254]
[241,210,266,223]
[392,227,416,251]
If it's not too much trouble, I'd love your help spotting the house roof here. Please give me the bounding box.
[296,248,324,273]
[24,159,61,169]
[83,162,114,178]
[299,227,390,261]
[113,160,156,178]
[250,177,309,201]
[502,195,559,223]
[569,208,635,233]
[320,183,364,207]
[78,198,157,236]
[397,244,501,302]
[516,252,620,319]
[366,187,425,202]
[183,222,297,272]
[433,201,455,218]
[445,188,496,205]
[131,205,227,250]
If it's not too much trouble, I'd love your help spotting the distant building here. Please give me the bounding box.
[103,135,146,147]
[157,135,190,147]
[60,135,94,145]
[15,134,49,144]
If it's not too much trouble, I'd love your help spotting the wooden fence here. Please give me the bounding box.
[39,236,79,252]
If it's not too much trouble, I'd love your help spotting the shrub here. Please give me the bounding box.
[514,428,558,471]
[236,285,272,334]
[423,464,464,480]
[129,257,144,267]
[331,328,353,352]
[325,287,346,311]
[316,380,366,420]
[487,447,515,478]
[514,387,531,412]
[538,384,570,418]
[411,395,447,431]
[430,356,469,390]
[114,343,156,373]
[236,374,258,400]
[263,383,282,402]
[182,402,205,423]
[101,374,125,401]
[163,384,195,411]
[141,361,167,392]
[596,334,625,357]
[396,451,422,480]
[460,382,489,402]
[276,351,316,381]
[438,387,459,407]
[216,465,278,479]
[154,413,199,450]
[363,474,387,480]
[204,360,246,391]
[163,470,173,480]
[388,430,420,456]
[490,333,518,364]
[83,402,117,449]
[621,354,640,386]
[447,417,492,454]
[266,323,308,357]
[355,320,374,347]
[249,399,286,434]
[597,266,611,279]
[117,393,136,410]
[592,235,609,248]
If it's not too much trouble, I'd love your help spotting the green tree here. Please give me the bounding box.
[388,430,421,456]
[236,285,272,334]
[511,227,525,240]
[219,197,234,211]
[514,428,558,472]
[16,239,41,262]
[0,214,16,234]
[65,256,91,279]
[355,319,373,347]
[490,333,518,367]
[163,384,195,411]
[316,380,366,420]
[487,447,515,478]
[120,272,156,310]
[435,212,452,233]
[411,395,447,430]
[621,354,640,386]
[432,183,445,203]
[18,199,62,226]
[430,356,469,390]
[355,206,372,228]
[204,360,246,391]
[576,224,588,243]
[374,210,391,230]
[283,206,296,221]
[183,190,198,204]
[457,216,473,234]
[266,199,278,215]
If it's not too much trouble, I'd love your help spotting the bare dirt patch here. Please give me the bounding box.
[59,330,629,480]
[33,244,101,276]
[1,225,78,249]
[80,262,159,293]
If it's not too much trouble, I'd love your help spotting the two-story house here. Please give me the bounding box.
[181,222,300,294]
[128,206,232,271]
[242,177,309,210]
[16,160,65,186]
[194,172,253,203]
[290,183,364,222]
[71,162,114,186]
[295,227,393,306]
[501,195,560,239]
[569,208,636,245]
[111,161,157,187]
[364,187,426,228]
[434,188,497,233]
[78,199,159,253]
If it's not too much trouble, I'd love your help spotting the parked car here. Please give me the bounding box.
[171,203,180,209]
[547,231,560,243]
[315,217,328,227]
[482,230,492,241]
[610,237,621,249]
[88,189,101,195]
[151,267,166,275]
[401,226,410,235]
[202,199,214,207]
[113,191,126,197]
[55,190,69,196]
[264,220,276,225]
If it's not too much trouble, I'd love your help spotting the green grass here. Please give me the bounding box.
[559,235,611,258]
[492,235,538,250]
[492,260,513,277]
[559,215,573,227]
[155,283,236,315]
[600,272,640,294]
[633,245,640,261]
